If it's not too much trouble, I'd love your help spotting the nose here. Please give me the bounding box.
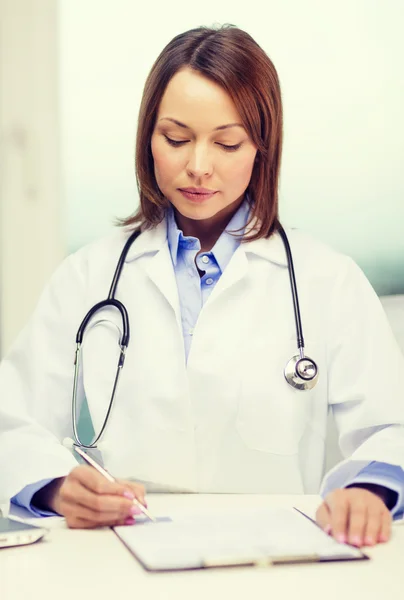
[186,144,213,178]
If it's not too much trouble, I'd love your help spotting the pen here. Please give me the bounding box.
[73,445,157,522]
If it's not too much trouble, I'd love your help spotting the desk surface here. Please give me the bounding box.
[1,494,403,600]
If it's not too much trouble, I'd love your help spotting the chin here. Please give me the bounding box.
[171,197,217,219]
[178,204,221,220]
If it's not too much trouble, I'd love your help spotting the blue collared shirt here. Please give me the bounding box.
[12,201,404,516]
[166,200,250,360]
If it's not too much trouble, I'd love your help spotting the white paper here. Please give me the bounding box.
[114,507,364,570]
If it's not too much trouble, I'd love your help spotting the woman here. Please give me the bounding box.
[1,25,404,546]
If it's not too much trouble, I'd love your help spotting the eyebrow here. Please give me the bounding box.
[159,117,244,131]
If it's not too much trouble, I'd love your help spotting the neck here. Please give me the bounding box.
[174,196,244,252]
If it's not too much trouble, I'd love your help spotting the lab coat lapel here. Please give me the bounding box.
[205,247,248,303]
[203,230,288,306]
[142,245,181,322]
[124,220,181,325]
[124,220,288,315]
[244,230,288,267]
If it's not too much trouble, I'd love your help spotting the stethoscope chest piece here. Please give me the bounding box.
[284,355,319,391]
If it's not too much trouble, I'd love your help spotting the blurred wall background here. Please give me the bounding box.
[0,0,64,355]
[1,0,403,357]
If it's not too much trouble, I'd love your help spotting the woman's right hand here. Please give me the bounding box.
[33,465,146,528]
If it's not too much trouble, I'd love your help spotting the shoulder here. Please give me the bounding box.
[282,228,361,283]
[43,228,134,300]
[277,230,384,330]
[72,227,133,260]
[281,229,382,312]
[67,227,134,278]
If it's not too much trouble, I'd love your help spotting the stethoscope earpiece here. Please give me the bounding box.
[284,355,319,391]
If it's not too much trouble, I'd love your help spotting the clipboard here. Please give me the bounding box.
[113,507,368,571]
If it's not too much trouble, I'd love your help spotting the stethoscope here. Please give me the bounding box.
[71,224,319,449]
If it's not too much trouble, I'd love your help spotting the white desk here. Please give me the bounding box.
[1,494,403,600]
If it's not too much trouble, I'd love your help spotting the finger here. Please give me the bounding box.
[121,481,146,506]
[62,498,140,525]
[362,507,384,546]
[70,466,135,498]
[61,491,141,523]
[346,496,368,547]
[326,491,350,544]
[66,515,97,529]
[61,480,133,517]
[315,502,332,534]
[377,509,392,544]
[66,513,135,530]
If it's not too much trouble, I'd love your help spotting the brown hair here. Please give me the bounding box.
[121,24,283,240]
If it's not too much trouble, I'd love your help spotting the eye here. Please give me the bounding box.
[163,135,189,147]
[217,142,242,152]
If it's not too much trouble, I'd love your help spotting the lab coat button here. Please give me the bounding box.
[206,278,214,285]
[201,255,209,264]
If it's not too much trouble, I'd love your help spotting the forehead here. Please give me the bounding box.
[156,68,242,129]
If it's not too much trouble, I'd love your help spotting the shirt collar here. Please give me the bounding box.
[166,199,251,270]
[166,206,188,267]
[124,205,288,268]
[210,200,251,273]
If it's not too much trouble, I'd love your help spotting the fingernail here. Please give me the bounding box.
[379,534,389,543]
[350,535,362,547]
[130,505,142,516]
[336,534,346,544]
[324,524,332,535]
[365,536,375,546]
[124,517,135,526]
[123,491,134,500]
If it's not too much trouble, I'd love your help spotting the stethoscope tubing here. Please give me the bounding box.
[70,224,317,448]
[277,227,305,353]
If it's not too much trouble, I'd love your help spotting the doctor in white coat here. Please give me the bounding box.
[1,25,404,546]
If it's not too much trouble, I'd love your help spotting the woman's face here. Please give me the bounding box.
[151,68,257,222]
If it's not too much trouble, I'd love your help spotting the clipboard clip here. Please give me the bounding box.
[202,554,320,568]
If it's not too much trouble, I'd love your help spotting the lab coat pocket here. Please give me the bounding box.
[236,341,316,455]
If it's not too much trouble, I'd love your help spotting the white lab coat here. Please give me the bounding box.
[1,219,404,501]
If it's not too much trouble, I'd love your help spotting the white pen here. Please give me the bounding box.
[73,445,156,522]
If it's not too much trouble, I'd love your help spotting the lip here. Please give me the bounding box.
[179,187,216,194]
[178,187,217,203]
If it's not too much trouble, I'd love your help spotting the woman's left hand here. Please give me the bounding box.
[316,487,392,547]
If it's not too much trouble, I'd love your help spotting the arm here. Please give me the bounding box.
[321,257,404,491]
[1,244,148,529]
[0,254,86,502]
[11,479,59,516]
[318,461,404,545]
[345,461,404,514]
[316,259,404,545]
